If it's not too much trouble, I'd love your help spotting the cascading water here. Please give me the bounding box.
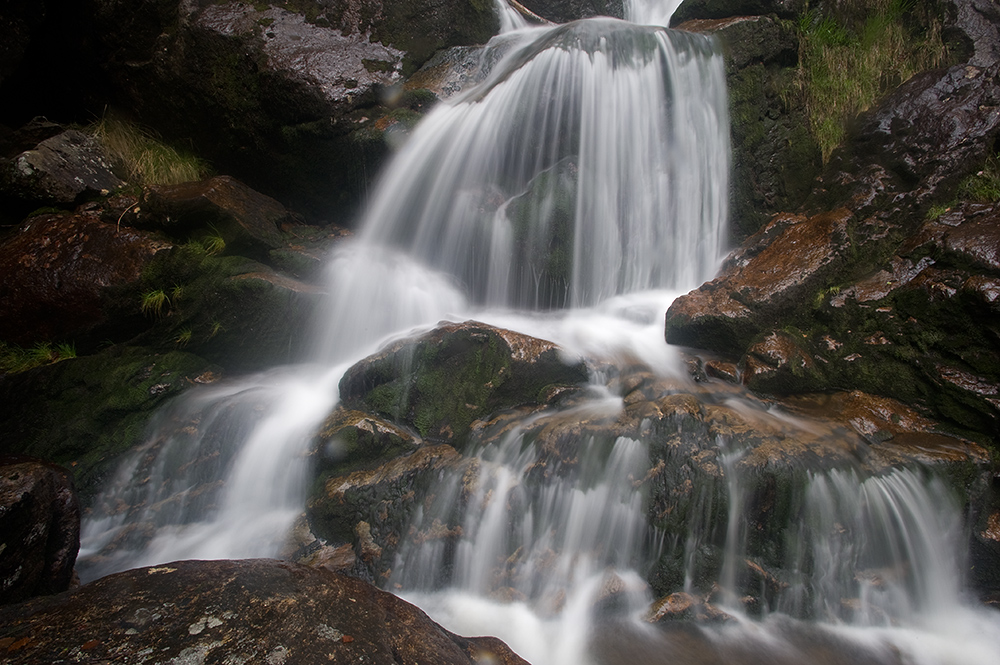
[78,1,1000,663]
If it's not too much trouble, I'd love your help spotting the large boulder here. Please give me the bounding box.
[0,457,79,605]
[0,558,529,665]
[136,175,292,261]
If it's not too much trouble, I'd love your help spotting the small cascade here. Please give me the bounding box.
[780,468,964,624]
[391,392,651,602]
[79,367,341,581]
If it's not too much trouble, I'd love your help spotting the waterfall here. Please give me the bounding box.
[77,1,1000,664]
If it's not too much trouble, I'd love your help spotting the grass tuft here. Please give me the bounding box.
[174,328,193,347]
[0,341,77,374]
[798,0,945,162]
[89,114,209,186]
[141,289,170,318]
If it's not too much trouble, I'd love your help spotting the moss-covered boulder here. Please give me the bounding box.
[678,16,819,243]
[339,320,589,443]
[0,346,218,498]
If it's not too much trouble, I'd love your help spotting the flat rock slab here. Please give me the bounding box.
[0,558,529,665]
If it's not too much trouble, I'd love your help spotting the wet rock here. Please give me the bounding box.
[742,330,821,395]
[815,63,1000,220]
[945,0,1000,67]
[0,559,530,665]
[137,175,291,260]
[646,591,732,623]
[339,320,589,443]
[0,212,172,346]
[665,209,853,353]
[405,45,495,101]
[313,407,422,479]
[0,130,123,206]
[0,457,80,605]
[307,444,472,581]
[703,359,739,383]
[780,391,991,469]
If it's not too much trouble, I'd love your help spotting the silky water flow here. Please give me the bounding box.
[79,1,1000,663]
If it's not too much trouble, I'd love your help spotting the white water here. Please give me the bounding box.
[78,0,1000,663]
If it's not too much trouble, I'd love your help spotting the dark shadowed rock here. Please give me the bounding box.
[0,130,123,206]
[0,457,79,605]
[519,0,625,23]
[671,0,805,25]
[0,212,171,345]
[138,175,291,259]
[0,559,530,665]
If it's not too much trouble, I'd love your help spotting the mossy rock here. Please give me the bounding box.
[339,321,588,445]
[118,243,325,372]
[0,346,218,499]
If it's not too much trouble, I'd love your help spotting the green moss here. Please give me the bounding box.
[0,346,216,498]
[797,0,946,161]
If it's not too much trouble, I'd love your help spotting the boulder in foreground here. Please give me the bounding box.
[0,558,529,665]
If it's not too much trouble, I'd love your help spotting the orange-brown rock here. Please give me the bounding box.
[666,209,851,353]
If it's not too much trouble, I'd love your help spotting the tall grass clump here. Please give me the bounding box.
[798,0,945,161]
[89,114,209,186]
[0,341,76,374]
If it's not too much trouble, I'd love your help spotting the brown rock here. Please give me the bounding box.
[742,331,819,394]
[666,209,852,353]
[138,175,290,258]
[0,457,80,605]
[0,212,171,344]
[0,559,529,665]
